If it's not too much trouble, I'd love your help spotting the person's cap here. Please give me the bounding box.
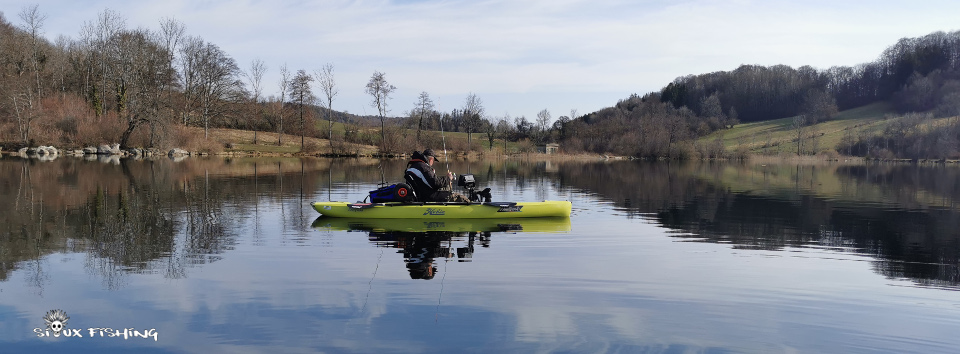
[422,149,436,158]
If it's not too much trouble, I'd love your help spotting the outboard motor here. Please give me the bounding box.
[457,174,492,203]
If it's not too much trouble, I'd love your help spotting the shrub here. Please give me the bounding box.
[516,139,535,153]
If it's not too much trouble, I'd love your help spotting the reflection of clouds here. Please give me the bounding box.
[0,242,400,351]
[512,306,575,342]
[4,212,960,352]
[5,161,960,352]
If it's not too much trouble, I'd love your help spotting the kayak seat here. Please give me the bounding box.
[403,174,421,202]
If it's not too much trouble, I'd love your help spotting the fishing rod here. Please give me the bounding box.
[439,99,449,169]
[435,238,451,324]
[361,247,384,314]
[438,99,452,187]
[363,105,387,186]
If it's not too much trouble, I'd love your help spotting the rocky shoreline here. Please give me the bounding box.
[1,144,219,163]
[0,143,400,163]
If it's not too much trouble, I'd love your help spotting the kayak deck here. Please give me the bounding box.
[311,200,572,218]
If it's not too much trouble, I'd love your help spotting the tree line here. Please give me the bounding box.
[558,30,960,159]
[0,6,354,151]
[3,4,959,158]
[658,30,960,123]
[0,5,567,154]
[401,29,960,158]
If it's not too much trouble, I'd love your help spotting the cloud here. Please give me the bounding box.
[3,0,960,119]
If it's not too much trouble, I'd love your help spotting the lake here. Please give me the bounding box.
[1,156,959,353]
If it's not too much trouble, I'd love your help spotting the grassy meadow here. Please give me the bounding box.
[699,102,897,155]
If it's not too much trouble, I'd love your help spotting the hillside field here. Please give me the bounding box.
[698,102,900,155]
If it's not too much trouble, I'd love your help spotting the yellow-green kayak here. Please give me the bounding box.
[310,200,572,218]
[311,216,571,233]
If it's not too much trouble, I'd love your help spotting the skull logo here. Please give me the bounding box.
[43,309,70,337]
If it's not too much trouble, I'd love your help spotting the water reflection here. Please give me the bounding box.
[0,157,339,292]
[2,156,960,352]
[0,157,570,291]
[377,231,481,279]
[554,161,960,288]
[2,157,959,291]
[313,216,571,280]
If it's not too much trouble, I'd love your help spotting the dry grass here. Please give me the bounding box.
[188,127,379,156]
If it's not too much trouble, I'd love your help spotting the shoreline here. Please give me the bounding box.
[5,148,959,165]
[3,125,959,164]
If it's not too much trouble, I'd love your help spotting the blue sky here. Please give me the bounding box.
[2,0,959,122]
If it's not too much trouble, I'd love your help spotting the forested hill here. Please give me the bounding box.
[564,30,960,158]
[662,30,960,122]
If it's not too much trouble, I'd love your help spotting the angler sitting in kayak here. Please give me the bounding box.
[404,149,469,203]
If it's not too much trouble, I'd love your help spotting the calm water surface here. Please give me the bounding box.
[1,156,959,353]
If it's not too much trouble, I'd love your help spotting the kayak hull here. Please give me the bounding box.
[312,216,571,233]
[311,200,572,218]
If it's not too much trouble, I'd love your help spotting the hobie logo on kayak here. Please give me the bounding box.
[423,208,445,216]
[498,206,523,212]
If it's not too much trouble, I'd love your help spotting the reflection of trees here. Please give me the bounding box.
[6,156,958,290]
[0,157,338,289]
[84,185,177,289]
[367,231,489,280]
[554,160,960,287]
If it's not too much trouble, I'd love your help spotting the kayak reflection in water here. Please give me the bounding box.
[368,231,490,280]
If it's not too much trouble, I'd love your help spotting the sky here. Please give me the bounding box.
[2,0,959,123]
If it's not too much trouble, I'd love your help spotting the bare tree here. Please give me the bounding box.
[151,17,184,146]
[496,115,512,152]
[94,9,125,116]
[114,29,177,148]
[793,114,806,156]
[18,5,46,103]
[245,58,267,144]
[314,63,337,141]
[484,114,498,150]
[462,93,484,149]
[193,42,240,139]
[277,63,290,145]
[178,36,202,125]
[52,36,70,101]
[289,69,315,149]
[365,71,396,152]
[536,108,551,144]
[5,32,35,144]
[8,5,48,144]
[412,91,434,143]
[75,21,99,112]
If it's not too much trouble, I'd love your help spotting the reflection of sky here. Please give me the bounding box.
[2,182,960,352]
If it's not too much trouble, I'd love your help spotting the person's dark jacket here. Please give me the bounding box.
[404,151,449,201]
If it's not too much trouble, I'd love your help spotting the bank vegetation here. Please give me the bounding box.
[2,5,959,160]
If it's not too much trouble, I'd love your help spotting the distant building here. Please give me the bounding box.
[537,143,559,154]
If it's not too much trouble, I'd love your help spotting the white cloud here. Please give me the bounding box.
[2,0,959,120]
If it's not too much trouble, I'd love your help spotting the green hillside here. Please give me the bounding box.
[699,102,898,155]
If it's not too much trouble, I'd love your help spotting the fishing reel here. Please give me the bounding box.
[457,174,492,203]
